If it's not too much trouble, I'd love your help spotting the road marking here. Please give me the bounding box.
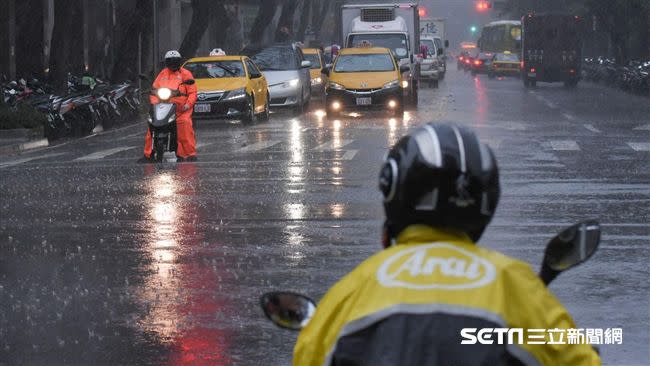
[633,124,650,131]
[583,124,601,133]
[236,140,281,152]
[0,152,67,168]
[562,113,576,121]
[74,147,135,161]
[196,142,214,148]
[341,150,358,160]
[627,142,650,152]
[313,139,354,151]
[548,140,580,151]
[118,132,142,140]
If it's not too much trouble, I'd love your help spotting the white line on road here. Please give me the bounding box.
[74,147,135,161]
[627,142,650,152]
[0,152,67,168]
[313,139,354,151]
[633,124,650,131]
[583,124,601,133]
[341,150,358,161]
[196,142,214,148]
[562,113,576,121]
[236,140,282,152]
[548,140,581,151]
[118,132,142,140]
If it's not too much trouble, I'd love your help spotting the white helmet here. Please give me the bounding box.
[209,48,226,56]
[165,50,182,59]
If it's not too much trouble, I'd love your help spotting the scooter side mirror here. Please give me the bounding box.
[260,291,316,331]
[540,220,600,285]
[182,79,196,85]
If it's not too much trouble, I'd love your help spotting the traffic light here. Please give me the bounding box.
[476,1,491,12]
[418,6,427,18]
[470,25,478,33]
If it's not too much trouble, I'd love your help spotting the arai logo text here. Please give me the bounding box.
[376,243,496,290]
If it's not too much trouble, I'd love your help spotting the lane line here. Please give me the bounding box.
[633,124,650,131]
[236,140,282,152]
[562,113,576,121]
[74,147,135,161]
[627,142,650,152]
[0,152,68,168]
[583,124,601,133]
[196,142,214,148]
[313,139,354,151]
[341,150,358,161]
[548,140,580,151]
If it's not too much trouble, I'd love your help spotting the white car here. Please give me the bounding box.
[249,44,312,115]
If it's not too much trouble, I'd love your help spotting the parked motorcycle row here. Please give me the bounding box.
[582,57,650,96]
[1,75,142,140]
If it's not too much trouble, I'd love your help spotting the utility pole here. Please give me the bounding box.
[83,0,89,71]
[153,0,159,74]
[8,0,16,80]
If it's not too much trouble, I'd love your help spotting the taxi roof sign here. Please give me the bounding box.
[357,40,373,48]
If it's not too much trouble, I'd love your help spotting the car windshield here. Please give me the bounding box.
[303,53,322,69]
[496,53,519,62]
[347,34,409,59]
[334,54,395,72]
[421,40,436,56]
[184,61,245,78]
[478,53,493,60]
[251,47,298,71]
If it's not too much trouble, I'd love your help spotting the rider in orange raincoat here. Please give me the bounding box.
[142,50,198,162]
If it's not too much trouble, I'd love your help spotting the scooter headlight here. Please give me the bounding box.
[157,88,172,101]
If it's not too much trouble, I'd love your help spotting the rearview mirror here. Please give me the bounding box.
[437,48,443,56]
[322,66,331,77]
[399,65,410,74]
[260,291,316,331]
[183,79,196,85]
[445,40,449,48]
[301,60,312,69]
[540,220,600,285]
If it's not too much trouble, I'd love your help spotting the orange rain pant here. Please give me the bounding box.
[144,109,196,158]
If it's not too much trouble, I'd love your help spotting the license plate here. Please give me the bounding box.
[356,97,371,106]
[528,72,537,77]
[194,104,210,113]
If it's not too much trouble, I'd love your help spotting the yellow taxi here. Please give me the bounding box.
[488,51,521,79]
[323,47,406,118]
[302,48,327,96]
[183,55,269,123]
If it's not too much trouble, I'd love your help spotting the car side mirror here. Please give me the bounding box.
[260,291,316,331]
[399,65,410,74]
[539,220,600,286]
[250,73,262,79]
[445,40,449,48]
[301,60,312,69]
[182,79,195,85]
[437,48,443,56]
[322,66,330,77]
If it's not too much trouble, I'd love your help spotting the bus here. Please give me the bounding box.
[478,20,522,54]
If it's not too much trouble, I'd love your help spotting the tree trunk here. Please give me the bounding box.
[16,0,45,78]
[312,0,332,40]
[296,0,312,42]
[179,0,221,58]
[49,0,84,92]
[249,0,278,45]
[110,0,152,82]
[275,0,298,42]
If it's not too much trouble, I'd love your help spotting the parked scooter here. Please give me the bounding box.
[147,79,195,162]
[261,220,601,331]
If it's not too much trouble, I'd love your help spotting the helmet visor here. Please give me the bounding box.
[165,57,182,71]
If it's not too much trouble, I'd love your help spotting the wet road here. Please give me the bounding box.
[1,69,649,365]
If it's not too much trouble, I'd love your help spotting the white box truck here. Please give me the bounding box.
[340,3,421,105]
[421,17,448,77]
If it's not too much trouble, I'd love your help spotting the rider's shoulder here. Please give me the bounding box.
[180,67,194,78]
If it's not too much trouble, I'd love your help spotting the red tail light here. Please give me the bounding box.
[459,56,464,61]
[569,68,576,74]
[474,60,482,65]
[530,68,536,73]
[465,59,471,64]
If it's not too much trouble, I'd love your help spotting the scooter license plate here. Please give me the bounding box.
[194,104,210,113]
[356,97,372,106]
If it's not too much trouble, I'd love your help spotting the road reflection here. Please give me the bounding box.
[141,164,231,365]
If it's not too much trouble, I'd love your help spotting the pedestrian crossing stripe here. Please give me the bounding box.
[313,139,354,151]
[236,140,282,152]
[627,142,650,152]
[74,147,135,161]
[548,140,580,151]
[0,152,68,169]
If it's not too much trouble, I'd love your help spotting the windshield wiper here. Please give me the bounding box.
[215,64,238,76]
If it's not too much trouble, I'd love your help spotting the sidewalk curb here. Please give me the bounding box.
[0,138,49,156]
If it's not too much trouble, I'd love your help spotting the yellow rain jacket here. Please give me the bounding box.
[293,225,601,366]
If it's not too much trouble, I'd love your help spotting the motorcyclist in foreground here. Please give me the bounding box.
[293,123,601,365]
[141,50,198,162]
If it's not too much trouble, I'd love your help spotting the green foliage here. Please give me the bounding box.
[0,103,47,130]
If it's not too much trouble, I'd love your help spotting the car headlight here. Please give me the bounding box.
[157,88,172,101]
[311,77,323,86]
[223,88,246,101]
[328,82,345,90]
[283,79,300,88]
[401,80,409,89]
[382,80,399,89]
